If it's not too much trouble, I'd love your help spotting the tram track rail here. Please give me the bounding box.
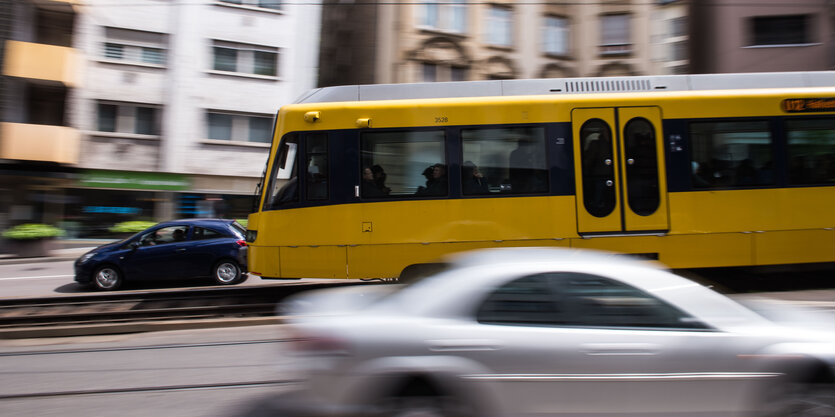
[0,281,368,338]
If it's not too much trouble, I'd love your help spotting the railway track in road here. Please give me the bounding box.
[0,281,369,338]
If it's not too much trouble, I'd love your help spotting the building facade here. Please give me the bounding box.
[319,0,690,87]
[689,0,834,73]
[1,0,80,247]
[2,0,320,241]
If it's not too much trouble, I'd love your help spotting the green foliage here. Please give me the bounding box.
[235,219,248,228]
[109,221,157,234]
[2,223,65,240]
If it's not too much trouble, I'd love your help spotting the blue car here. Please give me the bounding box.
[75,219,248,290]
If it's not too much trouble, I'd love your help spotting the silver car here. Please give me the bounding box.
[276,248,835,417]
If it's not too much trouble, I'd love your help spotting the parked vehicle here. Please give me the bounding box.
[277,247,835,417]
[75,219,248,290]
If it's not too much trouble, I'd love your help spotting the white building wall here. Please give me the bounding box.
[75,0,321,186]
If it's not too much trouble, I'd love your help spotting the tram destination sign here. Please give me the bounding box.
[781,98,835,113]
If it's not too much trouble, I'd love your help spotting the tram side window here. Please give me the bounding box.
[264,135,299,209]
[360,130,446,198]
[461,127,548,195]
[689,121,774,188]
[306,133,329,201]
[786,118,835,185]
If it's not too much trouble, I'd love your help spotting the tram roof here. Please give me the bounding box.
[295,71,835,104]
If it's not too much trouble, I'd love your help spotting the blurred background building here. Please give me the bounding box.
[318,0,690,86]
[689,0,834,73]
[1,0,833,246]
[1,0,320,241]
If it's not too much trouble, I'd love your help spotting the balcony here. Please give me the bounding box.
[0,123,80,165]
[2,40,79,87]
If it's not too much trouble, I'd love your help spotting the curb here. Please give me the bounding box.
[0,256,79,266]
[0,316,282,340]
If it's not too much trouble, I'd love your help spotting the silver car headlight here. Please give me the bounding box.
[78,252,95,264]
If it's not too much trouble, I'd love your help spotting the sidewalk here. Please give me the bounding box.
[0,240,104,265]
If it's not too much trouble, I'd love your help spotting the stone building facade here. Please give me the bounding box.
[319,0,689,87]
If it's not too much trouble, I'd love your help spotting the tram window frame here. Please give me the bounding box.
[688,120,775,189]
[305,133,330,201]
[461,126,549,196]
[360,129,448,199]
[785,117,835,186]
[263,133,299,210]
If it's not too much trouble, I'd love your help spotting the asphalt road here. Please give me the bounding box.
[0,325,298,417]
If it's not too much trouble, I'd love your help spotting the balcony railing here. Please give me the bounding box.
[2,40,79,87]
[0,123,80,165]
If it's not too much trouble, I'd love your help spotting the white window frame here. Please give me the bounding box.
[486,6,513,48]
[211,40,280,79]
[215,0,283,12]
[206,111,273,144]
[96,101,161,137]
[417,0,467,34]
[600,13,631,55]
[100,28,167,68]
[543,15,570,56]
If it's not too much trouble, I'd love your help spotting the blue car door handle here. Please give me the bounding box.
[176,248,187,253]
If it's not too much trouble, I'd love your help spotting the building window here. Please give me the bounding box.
[421,62,467,82]
[543,16,569,56]
[212,41,279,77]
[418,0,467,34]
[671,16,687,38]
[218,0,282,11]
[101,27,167,66]
[97,102,160,135]
[750,15,812,46]
[600,13,631,55]
[207,111,273,143]
[486,6,512,47]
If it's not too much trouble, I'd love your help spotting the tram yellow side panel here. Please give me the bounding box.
[279,246,348,278]
[570,233,753,269]
[347,239,571,279]
[248,245,280,278]
[755,230,835,266]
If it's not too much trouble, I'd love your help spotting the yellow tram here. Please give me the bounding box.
[245,72,835,279]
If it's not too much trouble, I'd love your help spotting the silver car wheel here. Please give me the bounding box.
[214,261,240,284]
[94,267,121,290]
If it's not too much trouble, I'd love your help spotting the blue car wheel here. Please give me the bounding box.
[93,266,123,291]
[213,260,242,285]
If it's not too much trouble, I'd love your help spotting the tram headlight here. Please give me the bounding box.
[246,230,257,243]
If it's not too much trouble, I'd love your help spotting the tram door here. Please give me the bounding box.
[571,107,669,234]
